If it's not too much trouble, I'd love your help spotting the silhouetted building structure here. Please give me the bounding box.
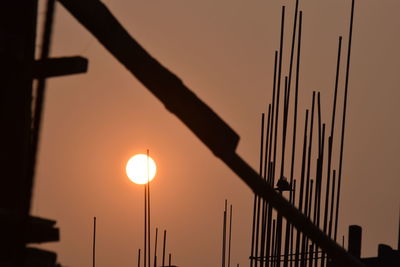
[345,225,400,267]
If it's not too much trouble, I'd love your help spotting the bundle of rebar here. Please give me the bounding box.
[249,1,355,266]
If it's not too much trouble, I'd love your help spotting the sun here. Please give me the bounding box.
[126,154,157,185]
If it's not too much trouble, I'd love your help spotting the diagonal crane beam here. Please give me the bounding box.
[57,0,364,266]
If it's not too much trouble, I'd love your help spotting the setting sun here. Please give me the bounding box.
[126,154,157,184]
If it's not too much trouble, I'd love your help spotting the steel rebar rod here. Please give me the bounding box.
[228,205,233,267]
[252,114,265,267]
[328,170,337,238]
[265,51,278,267]
[260,107,272,267]
[335,0,355,242]
[93,217,96,267]
[294,110,309,267]
[162,230,167,267]
[222,200,227,267]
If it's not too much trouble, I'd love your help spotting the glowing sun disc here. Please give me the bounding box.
[126,154,157,185]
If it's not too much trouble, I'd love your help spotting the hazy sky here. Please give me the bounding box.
[33,1,400,266]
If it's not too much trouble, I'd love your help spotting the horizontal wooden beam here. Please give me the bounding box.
[33,56,88,78]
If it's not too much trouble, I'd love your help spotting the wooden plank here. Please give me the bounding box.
[33,56,88,78]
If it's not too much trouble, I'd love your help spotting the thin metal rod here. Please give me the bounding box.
[308,180,314,219]
[271,220,276,265]
[325,36,342,242]
[328,170,337,238]
[301,93,315,267]
[138,249,141,267]
[329,36,343,151]
[265,51,278,267]
[290,10,303,190]
[280,76,289,179]
[323,142,332,236]
[268,50,279,184]
[260,108,272,267]
[271,8,285,267]
[290,181,296,267]
[283,188,294,267]
[228,204,233,267]
[272,5,285,186]
[162,230,167,267]
[308,244,314,267]
[285,10,302,266]
[305,180,314,266]
[277,84,289,267]
[335,0,355,241]
[147,150,151,267]
[317,93,322,154]
[275,213,283,267]
[304,92,315,218]
[254,114,265,267]
[315,111,327,267]
[222,200,227,267]
[285,0,299,108]
[154,228,158,267]
[144,183,147,267]
[93,217,96,267]
[294,110,309,267]
[289,12,302,267]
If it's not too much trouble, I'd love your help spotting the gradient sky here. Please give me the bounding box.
[33,1,400,266]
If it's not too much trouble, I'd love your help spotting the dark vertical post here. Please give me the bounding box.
[335,0,355,242]
[260,106,272,267]
[228,205,233,267]
[270,8,285,267]
[327,35,343,188]
[32,0,56,180]
[0,1,37,264]
[290,180,296,267]
[313,124,326,267]
[302,92,315,267]
[138,249,141,267]
[254,114,265,267]
[317,93,322,153]
[162,230,167,267]
[271,220,276,265]
[307,180,314,266]
[283,4,301,265]
[222,200,227,267]
[265,51,278,267]
[328,171,337,239]
[308,244,313,267]
[285,0,299,109]
[348,225,362,258]
[272,5,285,189]
[154,228,158,267]
[294,110,309,267]
[93,217,96,267]
[144,184,147,267]
[290,10,303,192]
[304,92,315,219]
[147,150,151,267]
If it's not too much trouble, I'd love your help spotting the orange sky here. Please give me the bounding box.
[33,1,400,266]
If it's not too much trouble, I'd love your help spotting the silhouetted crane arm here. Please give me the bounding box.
[57,1,364,266]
